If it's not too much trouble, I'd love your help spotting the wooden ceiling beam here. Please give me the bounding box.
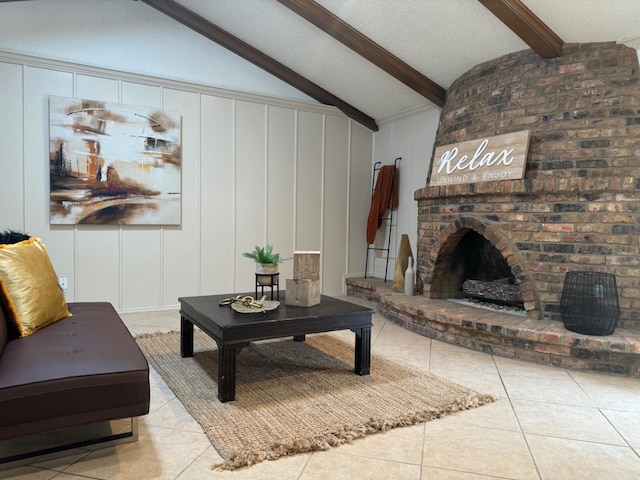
[276,0,446,108]
[478,0,564,58]
[140,0,378,131]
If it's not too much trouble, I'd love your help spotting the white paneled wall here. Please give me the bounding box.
[0,62,25,230]
[348,123,374,275]
[200,95,236,295]
[235,100,269,291]
[368,108,440,281]
[295,111,324,251]
[323,116,350,291]
[0,53,373,311]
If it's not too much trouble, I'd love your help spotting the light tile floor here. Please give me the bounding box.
[2,296,640,480]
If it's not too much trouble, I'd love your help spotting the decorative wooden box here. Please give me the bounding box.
[286,251,321,307]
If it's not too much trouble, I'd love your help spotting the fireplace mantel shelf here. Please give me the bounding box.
[346,277,640,377]
[415,174,638,201]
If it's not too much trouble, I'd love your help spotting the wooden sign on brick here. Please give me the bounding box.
[428,130,530,187]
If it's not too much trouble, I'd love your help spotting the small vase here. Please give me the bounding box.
[404,257,415,296]
[256,263,279,285]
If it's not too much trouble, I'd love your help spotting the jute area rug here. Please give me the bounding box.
[136,330,497,470]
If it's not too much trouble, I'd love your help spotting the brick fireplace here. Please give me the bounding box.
[348,42,640,375]
[415,42,640,331]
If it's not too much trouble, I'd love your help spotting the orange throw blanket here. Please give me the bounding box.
[366,165,398,244]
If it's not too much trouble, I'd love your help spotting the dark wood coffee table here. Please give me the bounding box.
[179,293,374,402]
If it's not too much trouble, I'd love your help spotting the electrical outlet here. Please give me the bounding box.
[59,277,68,290]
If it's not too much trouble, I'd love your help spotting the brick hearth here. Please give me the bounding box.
[347,277,640,377]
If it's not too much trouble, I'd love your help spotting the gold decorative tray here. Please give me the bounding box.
[231,300,280,314]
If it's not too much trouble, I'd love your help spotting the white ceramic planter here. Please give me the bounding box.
[256,263,279,285]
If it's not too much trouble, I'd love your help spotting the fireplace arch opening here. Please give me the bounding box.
[424,216,541,318]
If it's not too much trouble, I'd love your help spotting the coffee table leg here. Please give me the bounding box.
[353,326,371,375]
[180,315,194,358]
[217,342,249,402]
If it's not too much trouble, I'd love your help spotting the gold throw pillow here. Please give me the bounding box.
[0,237,72,337]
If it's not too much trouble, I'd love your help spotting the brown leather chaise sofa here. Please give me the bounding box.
[0,233,150,465]
[0,302,150,464]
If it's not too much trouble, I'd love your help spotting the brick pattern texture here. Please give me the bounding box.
[416,43,640,330]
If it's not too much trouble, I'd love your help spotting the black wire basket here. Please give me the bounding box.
[559,271,620,336]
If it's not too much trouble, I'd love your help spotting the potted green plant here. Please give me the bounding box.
[243,244,288,285]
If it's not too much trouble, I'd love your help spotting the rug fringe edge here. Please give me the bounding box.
[211,393,498,471]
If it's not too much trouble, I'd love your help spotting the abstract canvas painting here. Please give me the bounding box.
[49,96,182,225]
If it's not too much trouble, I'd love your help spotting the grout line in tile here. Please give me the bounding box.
[494,352,543,480]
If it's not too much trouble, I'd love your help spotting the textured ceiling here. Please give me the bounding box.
[171,0,640,126]
[1,0,639,129]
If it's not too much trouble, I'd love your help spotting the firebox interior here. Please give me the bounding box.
[445,230,523,308]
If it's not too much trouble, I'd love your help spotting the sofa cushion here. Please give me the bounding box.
[0,238,72,337]
[0,302,150,440]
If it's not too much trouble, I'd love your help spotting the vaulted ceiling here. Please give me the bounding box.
[138,0,640,131]
[4,0,640,131]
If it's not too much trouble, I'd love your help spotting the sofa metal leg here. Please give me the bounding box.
[0,417,140,468]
